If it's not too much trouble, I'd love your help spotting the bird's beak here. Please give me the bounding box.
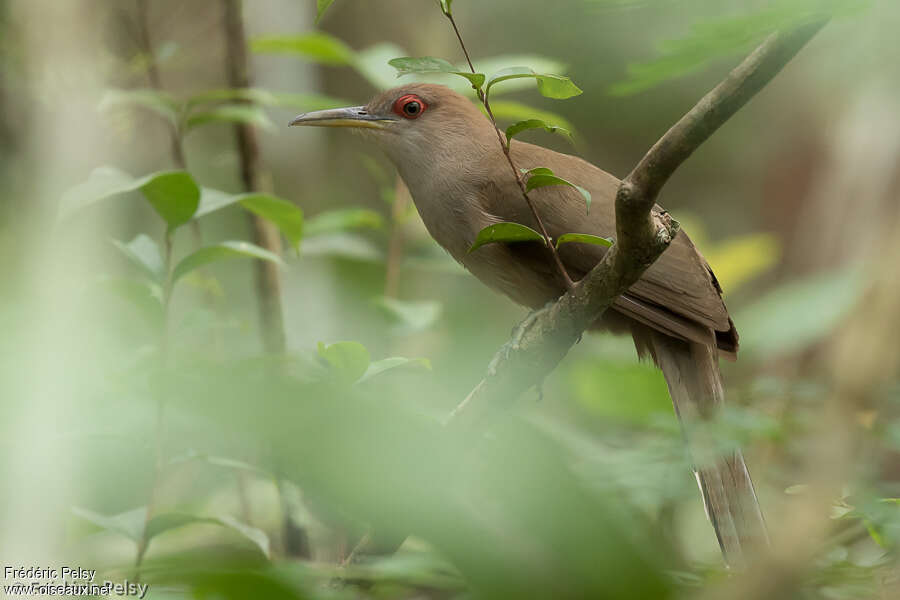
[289,106,397,130]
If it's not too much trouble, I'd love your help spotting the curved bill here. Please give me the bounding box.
[289,106,397,130]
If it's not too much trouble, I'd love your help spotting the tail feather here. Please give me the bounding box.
[640,329,768,568]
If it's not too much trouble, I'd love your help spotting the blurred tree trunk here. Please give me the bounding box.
[222,0,287,355]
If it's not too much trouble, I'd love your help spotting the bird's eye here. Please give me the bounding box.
[393,94,427,119]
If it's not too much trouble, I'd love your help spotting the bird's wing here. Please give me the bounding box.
[478,140,737,352]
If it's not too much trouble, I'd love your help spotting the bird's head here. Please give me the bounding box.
[290,83,494,170]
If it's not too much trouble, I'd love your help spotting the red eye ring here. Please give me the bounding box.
[392,94,427,119]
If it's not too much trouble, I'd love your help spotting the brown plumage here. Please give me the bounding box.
[291,83,767,566]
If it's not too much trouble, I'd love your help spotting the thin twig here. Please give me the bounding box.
[442,11,574,291]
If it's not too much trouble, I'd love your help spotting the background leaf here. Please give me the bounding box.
[185,105,274,132]
[58,167,200,229]
[196,190,305,250]
[317,341,371,383]
[172,242,284,284]
[359,357,432,383]
[240,195,305,251]
[71,506,147,542]
[139,171,201,229]
[98,88,179,125]
[145,512,270,558]
[251,32,354,65]
[304,208,383,237]
[111,234,165,282]
[373,296,442,335]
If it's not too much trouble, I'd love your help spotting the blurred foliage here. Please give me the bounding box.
[603,0,873,95]
[1,0,899,599]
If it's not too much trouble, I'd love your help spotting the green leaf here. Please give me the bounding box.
[304,208,383,237]
[98,88,179,125]
[317,341,371,383]
[240,195,305,251]
[505,119,571,145]
[317,0,336,23]
[186,104,274,132]
[473,55,567,94]
[145,512,269,557]
[140,171,202,229]
[486,100,576,133]
[58,167,200,229]
[439,0,453,16]
[172,241,284,284]
[195,190,305,250]
[523,167,592,211]
[486,67,582,99]
[112,234,165,282]
[251,32,354,65]
[195,187,242,218]
[359,357,432,383]
[468,222,546,254]
[555,233,613,249]
[389,57,485,90]
[71,506,147,542]
[373,296,442,335]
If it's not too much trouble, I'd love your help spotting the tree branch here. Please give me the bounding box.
[447,19,827,427]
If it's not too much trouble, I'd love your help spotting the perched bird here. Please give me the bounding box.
[291,83,767,566]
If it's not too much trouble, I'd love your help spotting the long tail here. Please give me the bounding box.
[643,330,769,568]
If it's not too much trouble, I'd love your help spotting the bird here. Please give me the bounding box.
[290,83,768,567]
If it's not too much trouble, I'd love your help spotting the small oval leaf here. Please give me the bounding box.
[555,233,613,249]
[523,168,592,212]
[468,222,546,254]
[486,67,582,100]
[505,119,571,145]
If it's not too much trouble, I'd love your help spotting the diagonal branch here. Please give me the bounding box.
[446,19,828,427]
